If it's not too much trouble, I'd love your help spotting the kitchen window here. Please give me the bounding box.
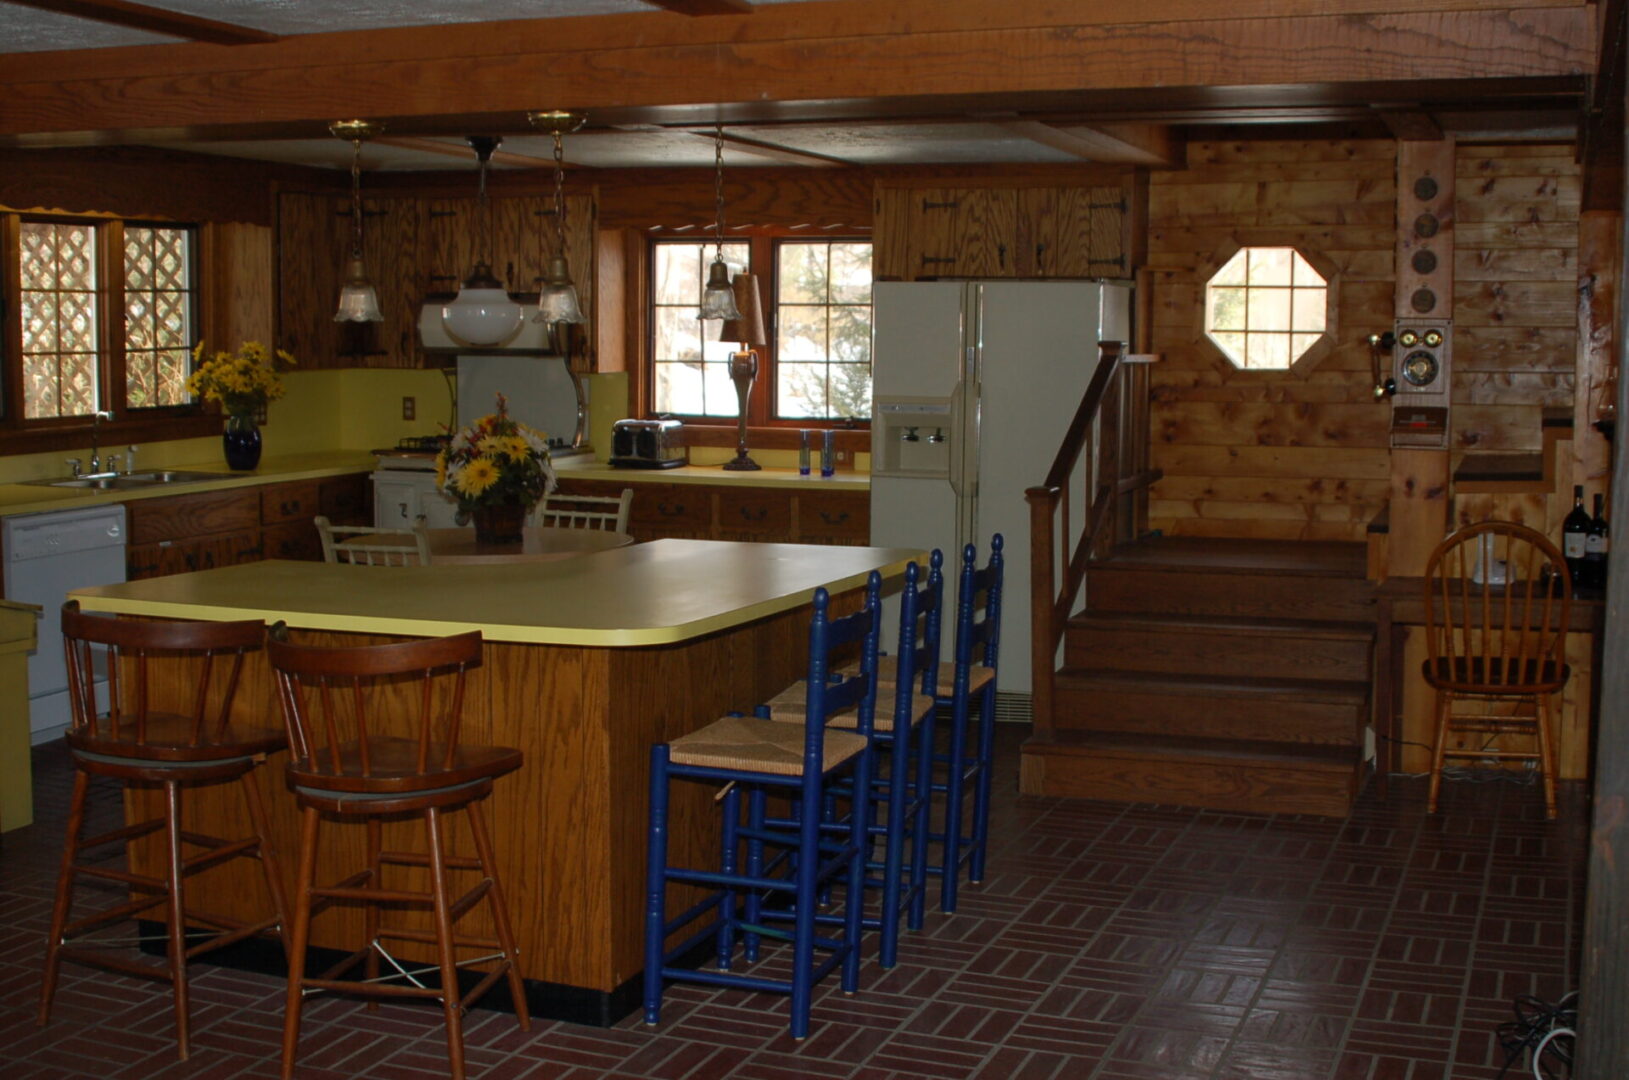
[4,213,206,448]
[1203,245,1332,372]
[648,235,873,426]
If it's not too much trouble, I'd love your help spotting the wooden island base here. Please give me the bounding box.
[74,541,919,1024]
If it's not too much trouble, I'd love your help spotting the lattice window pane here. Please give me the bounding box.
[21,222,101,419]
[124,225,197,408]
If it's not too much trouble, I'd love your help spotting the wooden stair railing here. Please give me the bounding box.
[1024,342,1161,741]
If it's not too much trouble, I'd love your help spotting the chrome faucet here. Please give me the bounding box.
[88,410,112,473]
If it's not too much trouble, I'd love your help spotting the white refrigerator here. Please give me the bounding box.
[868,280,1131,701]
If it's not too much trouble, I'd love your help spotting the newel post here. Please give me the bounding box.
[1025,484,1060,740]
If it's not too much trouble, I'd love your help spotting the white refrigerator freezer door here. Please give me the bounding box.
[871,281,969,400]
[967,281,1103,695]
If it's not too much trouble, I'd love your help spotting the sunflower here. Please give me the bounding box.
[455,458,499,498]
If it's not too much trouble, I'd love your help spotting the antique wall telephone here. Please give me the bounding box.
[1367,330,1397,399]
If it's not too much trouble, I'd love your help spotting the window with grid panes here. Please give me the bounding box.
[11,216,200,424]
[1203,246,1329,371]
[648,236,872,424]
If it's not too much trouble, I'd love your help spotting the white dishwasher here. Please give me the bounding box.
[2,504,127,743]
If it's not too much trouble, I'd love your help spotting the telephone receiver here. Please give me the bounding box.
[1367,332,1397,399]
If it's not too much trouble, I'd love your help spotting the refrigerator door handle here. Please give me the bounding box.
[948,378,966,498]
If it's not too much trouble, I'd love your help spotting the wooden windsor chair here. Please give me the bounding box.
[315,514,432,565]
[535,488,632,532]
[266,627,529,1080]
[39,602,287,1062]
[1422,521,1572,819]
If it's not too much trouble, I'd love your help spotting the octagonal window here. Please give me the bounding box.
[1205,247,1328,370]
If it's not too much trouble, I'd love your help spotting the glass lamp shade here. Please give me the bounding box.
[334,257,384,323]
[534,254,587,325]
[698,255,741,321]
[441,262,523,346]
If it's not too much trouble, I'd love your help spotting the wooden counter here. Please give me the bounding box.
[70,540,920,1023]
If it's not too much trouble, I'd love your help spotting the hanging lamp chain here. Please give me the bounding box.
[348,137,364,259]
[713,122,726,258]
[553,131,568,252]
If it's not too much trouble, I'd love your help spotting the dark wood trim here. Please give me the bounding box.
[0,411,221,458]
[3,0,279,46]
[680,424,869,453]
[640,0,755,16]
[1,214,20,424]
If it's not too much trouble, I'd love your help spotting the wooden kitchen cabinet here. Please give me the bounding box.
[125,473,371,580]
[554,477,870,545]
[874,180,1133,281]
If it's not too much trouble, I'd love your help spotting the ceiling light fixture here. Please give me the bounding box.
[441,135,525,346]
[526,110,588,327]
[331,119,384,323]
[698,122,741,322]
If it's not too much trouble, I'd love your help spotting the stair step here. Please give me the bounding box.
[1091,538,1371,617]
[1065,613,1373,682]
[1055,669,1367,745]
[1020,731,1364,817]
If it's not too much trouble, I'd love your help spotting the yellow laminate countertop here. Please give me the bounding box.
[0,451,379,517]
[556,461,869,492]
[70,539,922,647]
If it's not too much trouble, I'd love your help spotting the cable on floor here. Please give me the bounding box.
[1494,991,1576,1079]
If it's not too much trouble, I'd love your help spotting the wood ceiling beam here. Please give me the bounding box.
[639,0,755,13]
[1373,106,1445,140]
[0,2,1592,142]
[995,119,1180,166]
[2,0,278,45]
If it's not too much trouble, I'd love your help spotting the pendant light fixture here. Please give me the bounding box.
[441,135,525,346]
[698,123,741,322]
[330,120,384,323]
[526,109,588,327]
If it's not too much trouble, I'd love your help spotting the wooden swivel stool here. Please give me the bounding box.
[40,603,286,1061]
[267,627,529,1080]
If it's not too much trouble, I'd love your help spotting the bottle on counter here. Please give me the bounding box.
[1563,485,1590,587]
[799,430,811,476]
[1585,492,1609,590]
[820,430,835,478]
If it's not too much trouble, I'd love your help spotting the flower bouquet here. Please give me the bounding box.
[436,394,557,543]
[186,340,294,471]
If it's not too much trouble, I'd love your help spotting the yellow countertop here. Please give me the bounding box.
[70,539,921,647]
[0,451,379,517]
[556,461,869,492]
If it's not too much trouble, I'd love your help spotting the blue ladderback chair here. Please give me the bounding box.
[933,535,1004,911]
[762,551,943,968]
[644,573,882,1040]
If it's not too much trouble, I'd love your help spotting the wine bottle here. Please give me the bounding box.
[1586,492,1609,590]
[1563,485,1590,586]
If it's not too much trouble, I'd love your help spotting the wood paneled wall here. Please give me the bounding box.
[1145,140,1397,541]
[1146,139,1585,542]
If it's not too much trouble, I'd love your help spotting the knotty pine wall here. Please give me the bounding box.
[1145,139,1585,543]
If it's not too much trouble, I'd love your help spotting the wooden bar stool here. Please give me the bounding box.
[267,627,529,1080]
[644,575,882,1040]
[932,536,1004,911]
[766,553,943,968]
[39,602,286,1062]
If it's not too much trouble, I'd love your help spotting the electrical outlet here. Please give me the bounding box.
[835,448,851,465]
[402,396,415,420]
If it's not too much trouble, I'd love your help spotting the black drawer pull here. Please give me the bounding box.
[657,503,687,517]
[737,506,769,522]
[819,510,852,526]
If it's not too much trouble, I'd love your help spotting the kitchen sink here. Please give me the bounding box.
[21,469,226,490]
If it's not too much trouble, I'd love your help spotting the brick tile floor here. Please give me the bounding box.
[0,729,1587,1078]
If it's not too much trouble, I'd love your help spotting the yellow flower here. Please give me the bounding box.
[501,435,530,462]
[477,434,506,457]
[456,458,499,498]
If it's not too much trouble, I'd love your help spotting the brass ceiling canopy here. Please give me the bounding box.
[327,119,383,143]
[525,110,587,137]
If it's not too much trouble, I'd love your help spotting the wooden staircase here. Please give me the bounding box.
[1020,536,1377,817]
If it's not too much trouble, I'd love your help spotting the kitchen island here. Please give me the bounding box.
[70,539,920,1023]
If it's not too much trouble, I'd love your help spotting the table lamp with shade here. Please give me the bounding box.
[720,272,766,471]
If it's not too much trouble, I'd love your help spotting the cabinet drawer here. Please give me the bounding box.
[629,484,712,540]
[798,492,870,545]
[262,480,322,525]
[128,489,261,545]
[128,529,262,579]
[717,489,792,539]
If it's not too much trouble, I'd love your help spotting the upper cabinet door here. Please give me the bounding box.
[276,191,346,367]
[421,197,483,297]
[913,188,1019,279]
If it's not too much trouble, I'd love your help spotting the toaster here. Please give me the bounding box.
[610,418,687,468]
